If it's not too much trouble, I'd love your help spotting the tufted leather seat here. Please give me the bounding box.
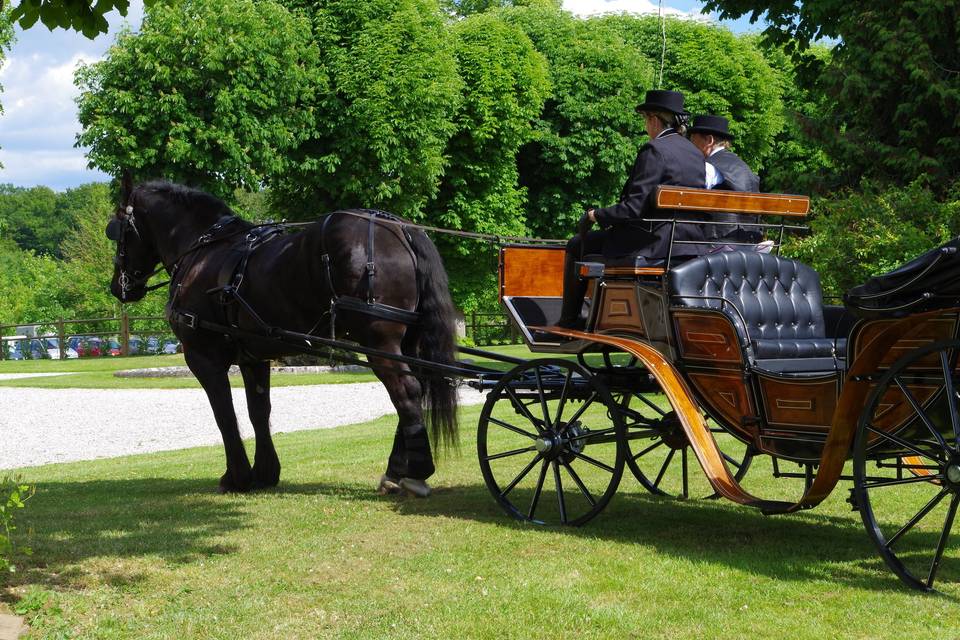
[668,251,846,360]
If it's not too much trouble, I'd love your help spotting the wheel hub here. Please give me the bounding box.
[656,411,689,450]
[534,434,557,455]
[947,459,960,490]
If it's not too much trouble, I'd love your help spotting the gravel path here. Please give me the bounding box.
[0,382,487,470]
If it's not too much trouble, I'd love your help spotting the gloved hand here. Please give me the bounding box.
[577,210,594,236]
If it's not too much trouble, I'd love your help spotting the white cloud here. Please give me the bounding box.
[562,0,693,18]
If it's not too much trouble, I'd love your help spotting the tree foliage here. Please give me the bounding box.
[501,7,654,239]
[273,0,462,219]
[431,11,550,311]
[785,179,960,295]
[75,0,322,198]
[704,0,960,190]
[6,0,156,38]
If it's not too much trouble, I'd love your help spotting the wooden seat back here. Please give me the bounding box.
[655,186,810,217]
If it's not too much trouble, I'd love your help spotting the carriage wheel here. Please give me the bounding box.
[854,339,960,591]
[477,358,625,526]
[616,390,753,499]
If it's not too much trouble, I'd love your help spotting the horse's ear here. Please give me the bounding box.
[120,170,134,207]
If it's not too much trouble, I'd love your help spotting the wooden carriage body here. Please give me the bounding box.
[498,187,959,467]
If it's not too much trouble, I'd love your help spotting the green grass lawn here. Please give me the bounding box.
[0,344,582,389]
[3,403,959,639]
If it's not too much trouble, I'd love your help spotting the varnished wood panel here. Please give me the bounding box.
[758,374,839,432]
[596,283,645,334]
[656,186,810,217]
[866,384,940,444]
[851,315,957,368]
[687,370,756,444]
[499,245,564,299]
[673,310,743,365]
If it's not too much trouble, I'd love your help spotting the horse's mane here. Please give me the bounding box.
[137,180,234,219]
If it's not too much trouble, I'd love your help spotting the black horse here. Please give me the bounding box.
[106,178,458,495]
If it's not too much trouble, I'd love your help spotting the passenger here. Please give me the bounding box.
[555,89,706,331]
[688,114,762,245]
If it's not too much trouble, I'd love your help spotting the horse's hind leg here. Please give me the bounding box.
[239,361,281,488]
[368,351,435,496]
[186,348,253,493]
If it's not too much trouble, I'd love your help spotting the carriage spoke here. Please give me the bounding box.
[860,474,945,490]
[927,494,959,589]
[504,387,544,433]
[553,462,568,524]
[566,427,618,442]
[633,392,668,417]
[488,416,538,440]
[500,453,543,498]
[653,449,676,489]
[554,368,574,427]
[886,489,950,549]
[867,424,945,462]
[632,440,664,461]
[483,446,537,462]
[534,367,551,428]
[722,452,743,469]
[681,447,689,499]
[565,391,599,426]
[527,459,549,520]
[940,351,960,445]
[562,461,597,507]
[895,376,950,452]
[570,451,616,474]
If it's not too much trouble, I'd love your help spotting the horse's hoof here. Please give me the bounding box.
[399,477,432,498]
[377,475,402,495]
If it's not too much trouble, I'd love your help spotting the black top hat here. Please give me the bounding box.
[635,89,688,116]
[688,114,734,140]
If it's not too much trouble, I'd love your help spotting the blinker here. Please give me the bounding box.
[106,218,123,241]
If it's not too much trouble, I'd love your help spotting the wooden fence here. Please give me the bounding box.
[0,312,170,359]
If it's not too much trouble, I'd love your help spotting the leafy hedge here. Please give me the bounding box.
[0,477,34,573]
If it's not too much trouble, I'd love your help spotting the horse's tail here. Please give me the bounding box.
[406,229,459,452]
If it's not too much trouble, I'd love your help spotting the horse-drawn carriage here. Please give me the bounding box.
[107,180,959,592]
[478,186,960,592]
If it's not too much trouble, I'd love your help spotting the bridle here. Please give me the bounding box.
[105,203,165,302]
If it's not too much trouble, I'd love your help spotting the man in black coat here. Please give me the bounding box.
[555,89,706,330]
[689,114,761,244]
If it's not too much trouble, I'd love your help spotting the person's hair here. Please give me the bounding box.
[646,109,687,135]
[716,138,732,149]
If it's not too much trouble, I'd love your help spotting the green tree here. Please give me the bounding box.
[6,0,157,38]
[0,184,65,256]
[272,0,462,220]
[431,11,550,311]
[75,0,322,198]
[784,178,960,295]
[501,6,655,239]
[703,0,960,189]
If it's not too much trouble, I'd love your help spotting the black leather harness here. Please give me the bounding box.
[169,210,421,343]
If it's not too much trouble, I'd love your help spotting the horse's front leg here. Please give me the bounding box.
[185,347,253,493]
[239,361,281,488]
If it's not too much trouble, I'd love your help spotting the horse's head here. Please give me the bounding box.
[106,175,163,302]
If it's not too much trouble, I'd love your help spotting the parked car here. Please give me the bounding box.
[41,337,78,359]
[161,338,181,355]
[104,339,122,357]
[70,336,103,358]
[4,340,26,360]
[146,336,162,354]
[25,339,48,360]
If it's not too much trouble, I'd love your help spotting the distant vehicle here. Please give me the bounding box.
[4,339,26,361]
[25,339,48,360]
[161,338,181,355]
[105,339,122,357]
[146,336,162,354]
[41,337,78,359]
[70,336,103,358]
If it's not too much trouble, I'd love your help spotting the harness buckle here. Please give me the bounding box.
[181,312,198,329]
[366,261,376,274]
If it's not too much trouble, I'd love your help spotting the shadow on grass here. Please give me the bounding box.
[9,475,958,599]
[6,477,247,595]
[383,481,960,596]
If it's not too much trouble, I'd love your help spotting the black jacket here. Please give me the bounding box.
[593,130,706,259]
[705,149,761,242]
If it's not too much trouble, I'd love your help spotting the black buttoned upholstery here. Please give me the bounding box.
[668,251,843,359]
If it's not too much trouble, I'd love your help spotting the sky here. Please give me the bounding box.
[0,0,763,191]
